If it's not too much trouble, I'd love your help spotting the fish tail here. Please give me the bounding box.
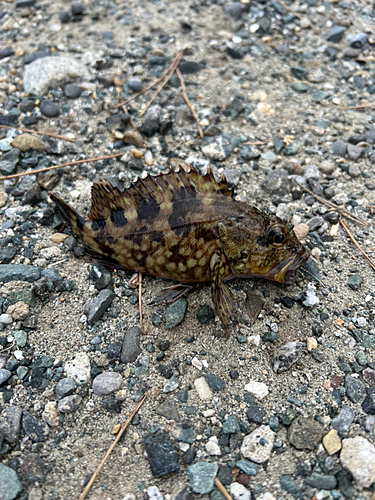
[50,193,87,238]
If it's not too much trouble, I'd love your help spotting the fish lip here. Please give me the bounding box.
[283,250,310,284]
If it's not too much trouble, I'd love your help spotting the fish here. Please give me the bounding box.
[50,166,309,336]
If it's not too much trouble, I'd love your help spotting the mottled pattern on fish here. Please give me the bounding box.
[51,166,309,335]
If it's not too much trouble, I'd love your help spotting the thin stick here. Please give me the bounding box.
[277,0,301,19]
[120,104,137,130]
[246,141,268,146]
[116,49,185,108]
[138,272,143,329]
[214,478,233,500]
[140,50,185,117]
[0,153,124,181]
[0,124,76,142]
[340,104,375,111]
[340,219,375,272]
[176,67,204,139]
[79,393,147,500]
[295,181,368,226]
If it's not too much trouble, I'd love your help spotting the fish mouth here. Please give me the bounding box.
[271,250,310,284]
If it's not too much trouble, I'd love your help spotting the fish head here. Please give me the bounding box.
[218,211,309,284]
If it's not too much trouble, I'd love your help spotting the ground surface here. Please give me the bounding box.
[0,0,375,500]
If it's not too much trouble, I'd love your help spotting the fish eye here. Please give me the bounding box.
[267,227,286,245]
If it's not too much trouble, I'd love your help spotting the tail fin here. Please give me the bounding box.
[50,193,87,237]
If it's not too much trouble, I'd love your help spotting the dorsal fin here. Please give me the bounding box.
[88,165,234,222]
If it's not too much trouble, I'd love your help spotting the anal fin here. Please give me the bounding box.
[211,255,235,337]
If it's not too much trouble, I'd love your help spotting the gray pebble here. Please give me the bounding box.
[64,84,82,98]
[0,463,23,500]
[326,26,347,43]
[347,144,362,160]
[345,375,365,403]
[307,216,324,232]
[92,372,122,395]
[331,140,346,157]
[288,417,323,450]
[0,406,22,444]
[22,411,49,442]
[58,394,82,413]
[55,378,77,400]
[87,289,115,325]
[120,326,142,364]
[331,405,355,432]
[0,369,11,386]
[40,99,60,118]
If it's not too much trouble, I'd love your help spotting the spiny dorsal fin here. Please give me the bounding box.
[88,165,234,222]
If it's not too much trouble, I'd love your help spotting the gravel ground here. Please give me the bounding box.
[0,0,375,499]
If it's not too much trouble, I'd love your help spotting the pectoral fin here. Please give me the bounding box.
[150,283,194,305]
[211,255,235,337]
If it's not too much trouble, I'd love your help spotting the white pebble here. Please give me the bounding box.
[147,486,163,500]
[194,377,213,400]
[65,353,91,384]
[229,482,251,500]
[0,314,12,324]
[205,437,221,456]
[244,380,269,399]
[192,356,203,370]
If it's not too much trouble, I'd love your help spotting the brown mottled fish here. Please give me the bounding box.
[51,166,309,335]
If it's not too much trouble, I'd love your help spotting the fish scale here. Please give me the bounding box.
[51,165,309,336]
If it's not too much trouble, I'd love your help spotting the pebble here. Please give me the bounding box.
[202,135,232,161]
[194,377,213,400]
[348,274,363,290]
[288,417,323,450]
[144,431,179,478]
[92,372,122,395]
[280,476,301,498]
[23,56,89,95]
[293,223,309,240]
[318,160,335,175]
[11,134,47,152]
[306,337,317,352]
[64,84,82,98]
[57,394,82,413]
[0,192,8,208]
[87,289,115,324]
[331,405,355,432]
[331,140,347,157]
[205,437,221,455]
[147,486,163,500]
[0,265,40,283]
[323,429,341,455]
[42,401,59,427]
[362,388,375,415]
[196,305,215,324]
[304,472,337,490]
[0,405,22,444]
[22,411,49,442]
[340,436,375,488]
[7,301,30,321]
[326,26,347,43]
[120,326,142,364]
[362,368,375,386]
[0,368,11,386]
[241,425,275,464]
[204,374,225,392]
[344,375,365,403]
[64,353,91,384]
[164,299,187,329]
[0,463,23,500]
[236,460,257,477]
[244,381,268,399]
[223,415,240,434]
[347,144,362,161]
[246,405,264,424]
[303,285,320,307]
[229,483,251,500]
[187,462,218,494]
[272,341,303,373]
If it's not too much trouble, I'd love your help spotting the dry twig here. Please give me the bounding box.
[277,0,302,19]
[139,50,185,117]
[138,272,143,329]
[214,478,233,500]
[0,340,15,354]
[340,104,375,111]
[245,141,268,146]
[340,219,375,271]
[0,124,76,142]
[295,181,368,226]
[79,393,147,500]
[176,67,204,139]
[0,153,124,182]
[116,49,185,108]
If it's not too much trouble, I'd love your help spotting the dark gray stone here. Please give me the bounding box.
[40,99,60,118]
[331,140,346,157]
[246,405,264,424]
[224,3,243,20]
[22,183,42,205]
[19,99,35,113]
[22,411,49,442]
[0,265,41,283]
[55,378,77,399]
[58,394,82,413]
[179,61,203,74]
[144,431,179,477]
[204,374,225,392]
[59,9,71,23]
[19,452,45,485]
[223,415,240,434]
[288,417,323,450]
[326,26,347,43]
[120,326,142,363]
[332,405,355,432]
[261,169,289,195]
[348,274,363,290]
[362,388,375,415]
[64,84,82,98]
[107,342,122,359]
[127,79,143,92]
[307,216,324,232]
[87,289,115,324]
[236,460,257,476]
[0,406,22,444]
[350,33,368,48]
[304,472,337,490]
[156,396,180,422]
[0,369,11,386]
[164,299,188,329]
[347,144,362,160]
[345,375,365,403]
[71,1,85,15]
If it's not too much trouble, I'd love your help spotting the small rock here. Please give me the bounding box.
[0,405,22,444]
[196,305,215,324]
[347,144,362,161]
[293,223,309,240]
[236,460,257,477]
[304,472,337,490]
[340,436,375,488]
[7,301,30,321]
[204,374,225,392]
[23,56,89,95]
[306,337,317,352]
[0,265,40,283]
[331,140,347,157]
[326,26,347,43]
[241,425,275,464]
[42,402,59,427]
[362,388,375,415]
[194,377,213,400]
[39,99,60,118]
[345,375,365,403]
[164,299,187,329]
[0,369,11,386]
[64,353,91,384]
[71,1,85,15]
[244,381,268,399]
[350,32,368,49]
[120,326,142,364]
[362,368,375,386]
[332,406,355,432]
[318,160,335,175]
[187,462,218,494]
[288,417,323,450]
[57,394,82,413]
[348,164,361,177]
[0,192,8,208]
[323,429,341,455]
[92,372,122,395]
[144,431,179,478]
[205,437,221,456]
[11,134,47,152]
[230,483,251,500]
[22,411,49,442]
[55,377,77,399]
[64,84,82,98]
[306,216,324,232]
[202,135,232,161]
[223,415,240,434]
[348,274,363,290]
[147,486,163,500]
[87,289,115,324]
[0,463,22,500]
[179,61,203,74]
[272,342,303,373]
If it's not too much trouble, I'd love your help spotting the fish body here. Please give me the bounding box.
[51,166,309,334]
